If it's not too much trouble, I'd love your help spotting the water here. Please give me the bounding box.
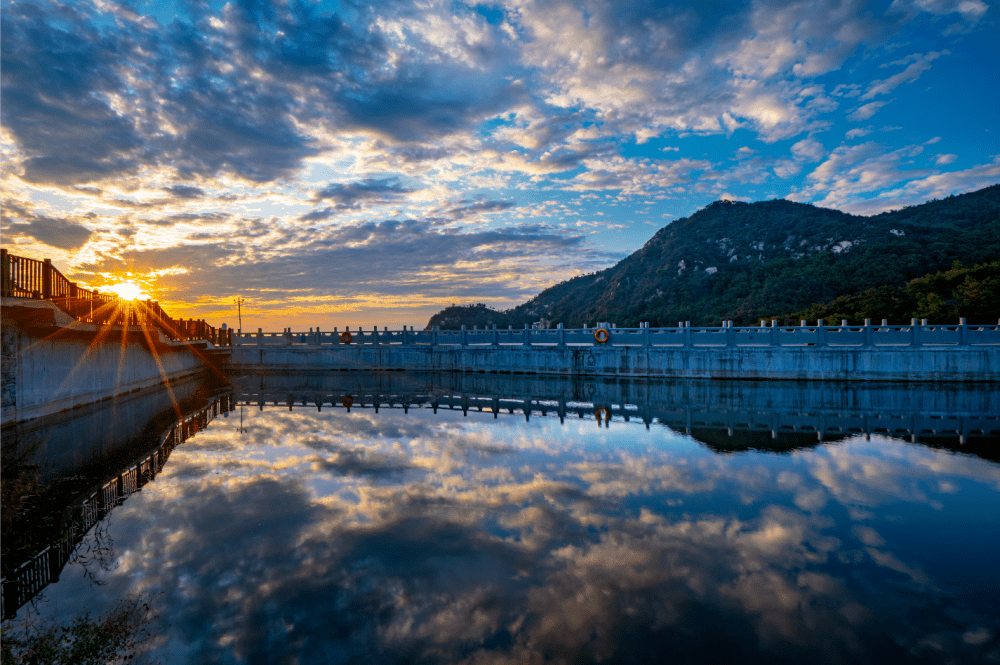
[3,372,999,664]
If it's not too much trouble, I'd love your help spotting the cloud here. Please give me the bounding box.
[790,138,825,162]
[868,156,1000,210]
[2,0,995,325]
[313,178,418,207]
[889,0,988,22]
[88,215,617,316]
[1,206,94,250]
[564,157,713,195]
[845,127,873,140]
[934,153,957,165]
[847,101,889,121]
[859,51,945,100]
[444,199,516,219]
[163,185,206,199]
[789,142,999,214]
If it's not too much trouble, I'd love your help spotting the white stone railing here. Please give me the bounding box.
[231,319,1000,348]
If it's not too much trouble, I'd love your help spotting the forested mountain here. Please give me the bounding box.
[427,184,1000,329]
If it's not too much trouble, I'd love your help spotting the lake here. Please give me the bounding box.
[3,372,998,664]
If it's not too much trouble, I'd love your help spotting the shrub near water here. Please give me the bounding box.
[1,595,158,665]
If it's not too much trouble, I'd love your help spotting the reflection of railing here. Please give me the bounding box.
[0,393,235,620]
[231,388,1000,445]
[231,320,1000,349]
[0,250,231,346]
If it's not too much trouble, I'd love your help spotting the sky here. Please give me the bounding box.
[1,0,998,330]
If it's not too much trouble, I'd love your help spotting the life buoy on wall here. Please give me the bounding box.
[594,328,610,344]
[595,406,611,423]
[342,396,354,409]
[340,331,353,344]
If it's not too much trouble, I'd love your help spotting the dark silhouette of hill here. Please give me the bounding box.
[427,184,1000,329]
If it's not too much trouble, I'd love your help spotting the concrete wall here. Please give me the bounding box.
[223,343,1000,382]
[2,299,215,423]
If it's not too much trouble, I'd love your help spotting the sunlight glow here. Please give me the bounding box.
[106,281,147,300]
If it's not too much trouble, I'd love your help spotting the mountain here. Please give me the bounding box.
[427,184,1000,329]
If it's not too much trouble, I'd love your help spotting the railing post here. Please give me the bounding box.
[558,323,566,347]
[910,319,921,347]
[684,321,691,349]
[1,248,9,297]
[524,323,531,347]
[257,328,263,348]
[432,325,438,347]
[42,258,53,299]
[461,325,468,347]
[771,319,777,347]
[643,322,651,348]
[959,318,966,346]
[402,326,408,346]
[493,325,499,348]
[373,325,379,347]
[864,319,872,346]
[816,320,826,347]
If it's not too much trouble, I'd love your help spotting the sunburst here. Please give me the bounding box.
[105,281,147,300]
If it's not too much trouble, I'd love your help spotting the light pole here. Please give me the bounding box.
[234,297,244,331]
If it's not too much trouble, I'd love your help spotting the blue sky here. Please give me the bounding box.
[1,0,997,328]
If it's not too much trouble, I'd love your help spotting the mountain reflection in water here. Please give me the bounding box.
[4,373,998,664]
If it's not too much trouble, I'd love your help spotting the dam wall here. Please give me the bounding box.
[1,299,217,423]
[223,342,1000,382]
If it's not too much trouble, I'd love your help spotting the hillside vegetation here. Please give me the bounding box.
[427,184,1000,329]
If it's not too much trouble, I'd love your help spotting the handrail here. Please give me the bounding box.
[1,249,230,346]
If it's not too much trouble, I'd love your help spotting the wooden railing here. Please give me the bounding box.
[1,249,230,346]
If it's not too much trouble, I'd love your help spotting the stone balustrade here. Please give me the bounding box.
[231,319,1000,349]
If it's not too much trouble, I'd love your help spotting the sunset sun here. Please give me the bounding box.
[106,281,146,301]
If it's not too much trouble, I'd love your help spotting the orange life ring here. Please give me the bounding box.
[595,406,611,423]
[340,331,353,344]
[594,328,610,343]
[342,396,353,409]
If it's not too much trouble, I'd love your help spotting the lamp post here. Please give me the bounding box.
[234,296,244,331]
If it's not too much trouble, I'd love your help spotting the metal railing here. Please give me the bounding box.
[1,250,231,346]
[232,319,1000,349]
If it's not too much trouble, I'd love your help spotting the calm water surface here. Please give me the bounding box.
[5,373,999,664]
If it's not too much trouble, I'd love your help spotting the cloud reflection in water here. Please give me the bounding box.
[36,405,1000,664]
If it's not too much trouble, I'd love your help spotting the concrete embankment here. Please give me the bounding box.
[1,299,218,423]
[223,343,1000,382]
